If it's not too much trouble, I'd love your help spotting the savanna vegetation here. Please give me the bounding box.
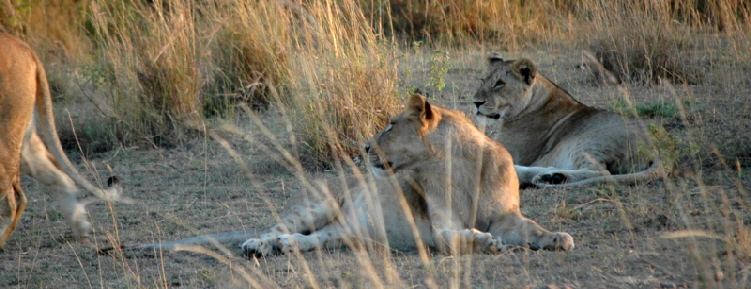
[1,0,750,288]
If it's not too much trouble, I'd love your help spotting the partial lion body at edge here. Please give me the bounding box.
[0,33,128,248]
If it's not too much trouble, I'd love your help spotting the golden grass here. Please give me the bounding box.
[10,0,750,162]
[367,0,575,47]
[579,0,750,84]
[46,0,401,162]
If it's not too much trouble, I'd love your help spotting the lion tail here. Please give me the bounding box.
[98,229,265,254]
[32,51,133,204]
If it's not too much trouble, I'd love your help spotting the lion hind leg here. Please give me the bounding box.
[489,214,574,251]
[21,132,92,239]
[0,179,28,247]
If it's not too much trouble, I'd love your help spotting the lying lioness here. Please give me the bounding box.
[473,54,669,187]
[241,92,574,255]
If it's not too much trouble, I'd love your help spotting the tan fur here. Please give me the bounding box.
[0,33,130,247]
[240,93,574,256]
[472,54,668,187]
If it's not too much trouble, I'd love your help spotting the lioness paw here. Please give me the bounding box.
[465,230,505,254]
[242,237,279,257]
[533,172,568,185]
[542,232,575,251]
[488,238,507,254]
[73,220,93,239]
[276,234,300,254]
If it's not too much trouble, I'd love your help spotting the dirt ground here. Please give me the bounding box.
[1,50,750,289]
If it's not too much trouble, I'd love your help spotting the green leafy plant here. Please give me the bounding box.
[428,50,451,92]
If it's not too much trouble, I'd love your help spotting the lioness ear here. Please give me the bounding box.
[424,101,433,120]
[512,58,536,85]
[488,52,504,66]
[406,93,433,120]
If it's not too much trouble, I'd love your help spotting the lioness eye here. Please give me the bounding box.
[494,79,505,89]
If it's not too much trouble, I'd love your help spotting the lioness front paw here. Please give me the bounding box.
[73,220,93,239]
[541,232,575,251]
[488,238,507,254]
[532,172,568,185]
[469,230,506,254]
[242,237,279,257]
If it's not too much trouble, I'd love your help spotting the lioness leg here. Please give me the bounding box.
[529,168,611,185]
[522,149,626,186]
[435,228,506,255]
[425,205,507,254]
[242,198,340,256]
[488,212,574,251]
[421,191,508,255]
[21,132,92,238]
[516,165,610,186]
[0,179,28,247]
[273,222,353,254]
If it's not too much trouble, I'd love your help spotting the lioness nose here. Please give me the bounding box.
[364,143,371,153]
[473,101,485,109]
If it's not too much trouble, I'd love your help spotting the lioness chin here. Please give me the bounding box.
[473,54,671,188]
[241,93,573,256]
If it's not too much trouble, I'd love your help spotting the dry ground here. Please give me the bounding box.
[1,50,750,289]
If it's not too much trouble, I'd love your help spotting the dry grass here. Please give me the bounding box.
[579,0,750,84]
[366,0,575,47]
[2,0,751,288]
[87,0,401,165]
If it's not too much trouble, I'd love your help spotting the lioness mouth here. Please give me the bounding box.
[477,112,501,120]
[373,161,393,170]
[369,154,393,170]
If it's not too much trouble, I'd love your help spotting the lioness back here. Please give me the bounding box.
[473,54,668,187]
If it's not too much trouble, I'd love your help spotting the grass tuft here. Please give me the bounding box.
[581,1,705,84]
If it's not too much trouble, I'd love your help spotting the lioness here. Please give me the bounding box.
[0,33,130,247]
[240,93,573,256]
[473,54,668,187]
[108,93,574,256]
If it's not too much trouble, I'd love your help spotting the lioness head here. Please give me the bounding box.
[472,54,538,120]
[365,93,440,176]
